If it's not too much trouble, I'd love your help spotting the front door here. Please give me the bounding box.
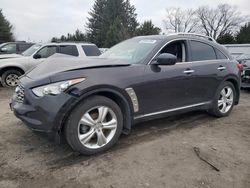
[137,40,198,115]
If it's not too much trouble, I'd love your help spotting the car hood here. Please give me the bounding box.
[26,56,131,80]
[0,54,23,59]
[0,56,31,67]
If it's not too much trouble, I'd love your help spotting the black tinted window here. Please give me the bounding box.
[19,44,32,52]
[215,49,228,59]
[82,45,101,56]
[59,45,79,56]
[190,41,216,61]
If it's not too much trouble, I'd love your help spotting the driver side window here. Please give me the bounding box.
[36,46,57,58]
[160,41,186,63]
[2,43,17,53]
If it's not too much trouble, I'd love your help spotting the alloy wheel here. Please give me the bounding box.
[218,86,234,114]
[6,74,19,87]
[77,106,118,149]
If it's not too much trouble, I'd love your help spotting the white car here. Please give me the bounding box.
[0,42,101,87]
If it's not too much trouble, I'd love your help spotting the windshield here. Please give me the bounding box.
[100,38,159,64]
[0,43,6,48]
[22,44,41,56]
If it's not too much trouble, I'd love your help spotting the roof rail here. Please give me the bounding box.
[176,33,217,42]
[51,41,92,44]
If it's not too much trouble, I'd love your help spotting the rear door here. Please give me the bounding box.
[186,40,229,104]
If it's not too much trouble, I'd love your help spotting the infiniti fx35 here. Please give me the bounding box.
[10,33,241,155]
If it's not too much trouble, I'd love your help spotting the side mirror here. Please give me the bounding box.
[0,48,7,52]
[153,53,177,66]
[33,54,42,59]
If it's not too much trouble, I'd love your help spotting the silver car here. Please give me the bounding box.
[0,42,101,87]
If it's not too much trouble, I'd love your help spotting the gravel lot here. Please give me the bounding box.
[0,87,249,188]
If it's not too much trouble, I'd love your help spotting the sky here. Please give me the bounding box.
[1,0,249,42]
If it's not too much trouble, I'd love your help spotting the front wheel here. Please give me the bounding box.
[65,96,123,155]
[1,69,22,87]
[209,81,236,117]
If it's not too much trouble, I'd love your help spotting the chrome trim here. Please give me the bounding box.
[134,102,211,120]
[148,38,230,65]
[148,38,187,65]
[189,39,230,61]
[176,33,217,42]
[183,70,195,74]
[217,66,226,71]
[125,88,139,112]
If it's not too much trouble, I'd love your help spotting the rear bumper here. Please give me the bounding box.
[241,69,250,88]
[241,82,250,88]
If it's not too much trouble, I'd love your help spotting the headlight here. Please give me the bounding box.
[32,78,85,97]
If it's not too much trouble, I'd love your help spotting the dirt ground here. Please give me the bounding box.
[0,87,249,188]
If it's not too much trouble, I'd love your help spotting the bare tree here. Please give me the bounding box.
[163,8,199,33]
[197,4,245,39]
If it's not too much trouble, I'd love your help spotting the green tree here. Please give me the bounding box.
[135,20,161,36]
[51,29,87,42]
[0,9,14,42]
[217,33,236,44]
[86,0,138,47]
[236,23,250,44]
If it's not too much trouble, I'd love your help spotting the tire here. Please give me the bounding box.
[209,81,236,117]
[65,95,123,155]
[1,69,22,87]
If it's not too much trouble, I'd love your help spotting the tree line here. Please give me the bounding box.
[52,0,161,47]
[0,1,250,46]
[52,1,250,46]
[164,4,250,44]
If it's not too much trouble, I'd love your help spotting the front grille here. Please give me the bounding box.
[15,84,25,103]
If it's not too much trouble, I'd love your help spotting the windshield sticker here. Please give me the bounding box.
[139,40,157,44]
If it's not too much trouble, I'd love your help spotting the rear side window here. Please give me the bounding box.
[82,45,101,56]
[59,45,79,56]
[190,41,216,61]
[215,49,228,59]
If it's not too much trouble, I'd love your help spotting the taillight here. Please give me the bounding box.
[237,64,244,71]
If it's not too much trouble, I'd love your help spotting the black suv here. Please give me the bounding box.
[0,42,33,54]
[10,34,241,155]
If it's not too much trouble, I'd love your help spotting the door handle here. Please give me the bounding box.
[218,66,226,71]
[183,69,195,74]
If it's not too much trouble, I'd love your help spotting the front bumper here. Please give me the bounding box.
[10,85,77,134]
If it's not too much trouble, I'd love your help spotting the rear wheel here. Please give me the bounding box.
[1,69,22,87]
[65,96,123,155]
[209,81,236,117]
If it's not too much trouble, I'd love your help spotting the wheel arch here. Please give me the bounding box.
[0,66,25,77]
[59,88,134,137]
[223,76,240,105]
